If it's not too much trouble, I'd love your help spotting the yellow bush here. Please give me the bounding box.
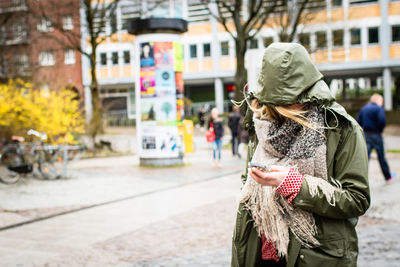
[0,79,85,144]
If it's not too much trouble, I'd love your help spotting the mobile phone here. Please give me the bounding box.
[248,162,269,172]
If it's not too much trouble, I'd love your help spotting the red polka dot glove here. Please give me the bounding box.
[275,168,303,204]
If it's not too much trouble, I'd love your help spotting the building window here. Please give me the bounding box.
[63,15,74,31]
[39,51,55,66]
[11,0,25,7]
[249,39,258,49]
[15,54,29,74]
[332,0,342,7]
[64,49,75,65]
[203,43,211,57]
[368,27,379,44]
[333,29,344,47]
[100,53,107,65]
[350,28,361,45]
[112,52,119,65]
[316,31,327,49]
[189,44,197,58]
[37,18,53,32]
[220,41,229,56]
[263,37,274,47]
[392,25,400,42]
[298,33,310,49]
[350,0,377,4]
[123,51,130,64]
[12,23,27,42]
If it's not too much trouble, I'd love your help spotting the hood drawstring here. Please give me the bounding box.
[231,86,254,108]
[321,105,339,129]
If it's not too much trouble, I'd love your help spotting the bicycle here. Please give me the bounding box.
[0,130,63,184]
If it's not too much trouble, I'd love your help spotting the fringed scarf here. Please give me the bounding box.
[240,106,334,259]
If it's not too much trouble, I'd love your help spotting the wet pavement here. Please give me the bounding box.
[0,133,399,266]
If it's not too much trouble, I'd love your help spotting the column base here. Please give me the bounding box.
[140,157,183,167]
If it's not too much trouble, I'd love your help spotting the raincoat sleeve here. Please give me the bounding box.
[292,123,370,219]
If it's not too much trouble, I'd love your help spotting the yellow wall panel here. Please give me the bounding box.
[110,66,120,78]
[367,46,382,60]
[304,10,327,24]
[122,66,132,77]
[202,59,213,71]
[331,49,345,62]
[390,44,400,58]
[331,8,344,22]
[187,23,212,35]
[109,33,119,43]
[219,58,234,70]
[188,60,199,72]
[348,4,380,20]
[313,50,329,63]
[349,48,363,61]
[98,67,108,78]
[389,2,400,15]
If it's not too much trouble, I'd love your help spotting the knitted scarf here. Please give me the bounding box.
[240,106,335,259]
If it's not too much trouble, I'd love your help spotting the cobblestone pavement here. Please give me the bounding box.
[0,134,399,266]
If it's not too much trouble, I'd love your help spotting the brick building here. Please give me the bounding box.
[0,0,83,95]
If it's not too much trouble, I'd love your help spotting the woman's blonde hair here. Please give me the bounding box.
[250,99,319,131]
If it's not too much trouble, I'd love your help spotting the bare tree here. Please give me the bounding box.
[31,0,120,147]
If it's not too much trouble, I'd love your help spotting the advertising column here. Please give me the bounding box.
[134,34,185,166]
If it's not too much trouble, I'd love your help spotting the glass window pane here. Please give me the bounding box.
[123,51,130,64]
[249,39,258,49]
[351,29,361,45]
[298,33,310,49]
[333,29,343,47]
[100,53,107,65]
[392,25,400,42]
[189,44,197,58]
[368,27,379,44]
[316,31,327,49]
[203,43,211,57]
[112,52,118,65]
[220,41,229,56]
[263,37,273,47]
[332,0,342,7]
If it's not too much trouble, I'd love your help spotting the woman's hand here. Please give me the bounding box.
[249,165,291,187]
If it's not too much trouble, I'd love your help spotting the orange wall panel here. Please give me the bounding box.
[110,66,120,78]
[219,58,234,70]
[313,50,329,63]
[187,23,212,35]
[122,66,132,77]
[366,46,382,60]
[349,47,363,61]
[390,44,400,58]
[109,33,119,43]
[202,59,213,71]
[389,2,400,15]
[121,33,135,43]
[217,21,236,33]
[331,8,344,22]
[331,49,345,62]
[348,4,380,20]
[187,60,200,72]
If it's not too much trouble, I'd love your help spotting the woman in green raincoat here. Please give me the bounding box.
[231,43,370,267]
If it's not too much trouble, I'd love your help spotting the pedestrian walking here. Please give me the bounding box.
[237,115,249,159]
[228,106,241,156]
[357,94,394,182]
[232,43,370,267]
[198,107,206,129]
[207,108,224,166]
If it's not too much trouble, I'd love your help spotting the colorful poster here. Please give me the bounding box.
[175,72,184,94]
[155,95,177,122]
[176,97,184,121]
[154,42,173,69]
[156,70,175,96]
[173,42,183,72]
[140,42,155,67]
[140,68,156,97]
[141,98,156,121]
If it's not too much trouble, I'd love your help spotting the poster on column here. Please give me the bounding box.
[155,69,175,96]
[173,42,183,72]
[156,126,179,157]
[155,95,177,122]
[140,42,155,67]
[140,67,156,97]
[154,42,173,69]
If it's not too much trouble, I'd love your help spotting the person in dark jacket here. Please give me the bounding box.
[208,107,224,166]
[228,106,242,156]
[357,94,394,182]
[237,115,249,159]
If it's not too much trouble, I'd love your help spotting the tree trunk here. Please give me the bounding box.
[234,39,247,101]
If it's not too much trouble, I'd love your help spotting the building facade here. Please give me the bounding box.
[0,0,83,95]
[82,0,400,119]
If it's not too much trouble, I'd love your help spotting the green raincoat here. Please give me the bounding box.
[231,43,370,267]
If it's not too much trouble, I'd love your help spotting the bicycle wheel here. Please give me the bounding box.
[0,165,20,184]
[39,161,61,180]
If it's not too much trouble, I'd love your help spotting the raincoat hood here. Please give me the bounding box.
[253,42,335,106]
